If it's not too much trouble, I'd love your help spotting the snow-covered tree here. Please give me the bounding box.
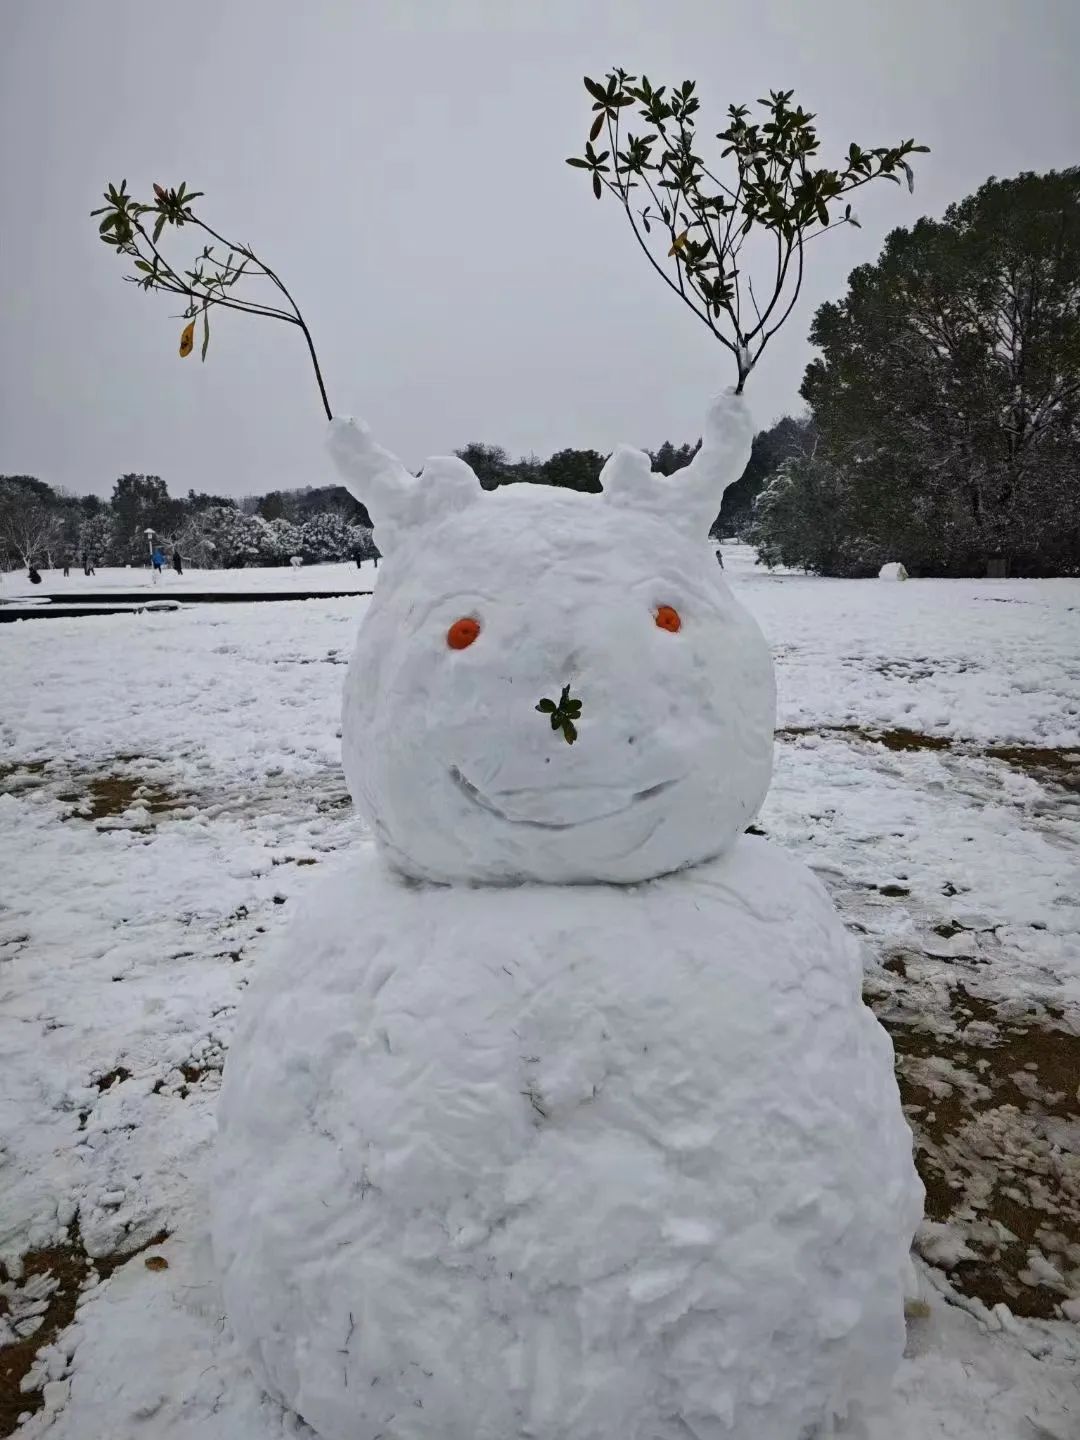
[0,477,66,570]
[299,512,353,563]
[77,511,116,567]
[180,505,268,568]
[716,417,812,538]
[170,511,217,568]
[349,523,377,563]
[260,517,302,564]
[751,448,881,575]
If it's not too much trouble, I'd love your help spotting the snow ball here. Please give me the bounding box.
[333,393,776,884]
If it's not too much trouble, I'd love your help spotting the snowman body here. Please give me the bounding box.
[213,393,922,1439]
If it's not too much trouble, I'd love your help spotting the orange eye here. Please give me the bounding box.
[447,617,481,650]
[655,605,681,633]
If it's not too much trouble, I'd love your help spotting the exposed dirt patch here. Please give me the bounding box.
[776,724,952,752]
[872,980,1080,1319]
[777,726,1080,797]
[196,769,352,825]
[775,723,861,741]
[178,1059,222,1087]
[2,756,199,829]
[152,1048,225,1099]
[985,744,1080,795]
[57,773,183,823]
[0,1226,168,1436]
[0,761,48,794]
[874,728,953,753]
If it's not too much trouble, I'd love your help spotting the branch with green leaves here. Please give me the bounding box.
[536,683,583,744]
[91,180,333,420]
[568,74,928,392]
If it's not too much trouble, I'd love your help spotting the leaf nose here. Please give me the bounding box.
[535,681,583,745]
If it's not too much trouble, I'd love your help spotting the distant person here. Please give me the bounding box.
[173,549,184,576]
[82,552,96,577]
[63,557,71,577]
[28,566,42,584]
[715,546,724,570]
[151,547,166,580]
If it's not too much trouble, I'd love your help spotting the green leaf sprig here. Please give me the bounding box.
[568,73,928,392]
[536,683,583,744]
[91,180,333,420]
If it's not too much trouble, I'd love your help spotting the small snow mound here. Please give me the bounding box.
[879,562,909,581]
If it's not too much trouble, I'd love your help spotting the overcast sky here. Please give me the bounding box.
[2,0,1078,499]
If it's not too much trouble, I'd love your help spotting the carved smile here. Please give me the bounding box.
[449,768,680,829]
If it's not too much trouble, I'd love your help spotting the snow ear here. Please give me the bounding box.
[601,388,754,535]
[328,417,481,554]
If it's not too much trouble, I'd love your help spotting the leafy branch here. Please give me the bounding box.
[568,74,928,392]
[91,180,333,420]
[536,683,583,744]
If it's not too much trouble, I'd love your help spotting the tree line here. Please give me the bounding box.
[2,426,792,572]
[0,473,378,573]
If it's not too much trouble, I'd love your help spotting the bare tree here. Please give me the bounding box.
[0,481,65,571]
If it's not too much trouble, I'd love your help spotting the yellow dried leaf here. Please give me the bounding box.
[144,1255,169,1271]
[179,320,195,358]
[668,230,689,256]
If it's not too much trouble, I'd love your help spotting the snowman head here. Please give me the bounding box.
[329,392,775,885]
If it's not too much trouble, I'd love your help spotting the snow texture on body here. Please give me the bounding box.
[213,392,923,1439]
[215,843,921,1440]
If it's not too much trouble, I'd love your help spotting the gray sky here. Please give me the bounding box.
[2,0,1078,499]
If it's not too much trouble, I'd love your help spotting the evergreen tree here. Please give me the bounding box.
[454,444,516,491]
[718,417,812,536]
[77,511,116,567]
[541,448,606,493]
[788,168,1080,576]
[110,473,182,562]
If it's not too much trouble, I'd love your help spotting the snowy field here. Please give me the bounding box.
[0,560,374,603]
[1,546,1078,1437]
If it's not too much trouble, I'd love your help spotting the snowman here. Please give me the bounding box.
[213,390,922,1440]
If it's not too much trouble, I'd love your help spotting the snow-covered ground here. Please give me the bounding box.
[1,544,1077,1437]
[0,559,374,602]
